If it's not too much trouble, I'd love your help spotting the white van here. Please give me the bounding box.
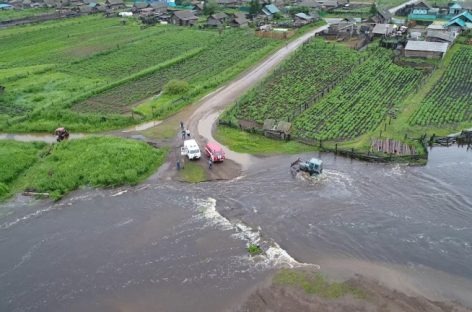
[183,139,201,160]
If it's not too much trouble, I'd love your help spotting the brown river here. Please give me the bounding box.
[0,145,471,311]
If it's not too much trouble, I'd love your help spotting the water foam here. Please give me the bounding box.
[195,197,319,270]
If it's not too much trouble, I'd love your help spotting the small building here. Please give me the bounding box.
[446,11,472,30]
[105,0,126,10]
[229,12,248,27]
[426,29,456,44]
[170,10,197,26]
[132,2,149,13]
[297,0,320,10]
[372,23,396,36]
[192,1,203,14]
[318,0,338,9]
[262,4,280,17]
[206,12,228,27]
[294,12,315,26]
[372,9,392,23]
[150,1,167,13]
[404,40,448,58]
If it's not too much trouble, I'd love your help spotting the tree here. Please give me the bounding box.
[249,0,261,17]
[369,3,377,15]
[204,0,218,15]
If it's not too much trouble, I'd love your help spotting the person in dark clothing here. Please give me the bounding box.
[180,121,184,129]
[208,159,213,169]
[182,130,186,140]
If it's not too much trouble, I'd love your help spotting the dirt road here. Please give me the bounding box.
[182,25,329,176]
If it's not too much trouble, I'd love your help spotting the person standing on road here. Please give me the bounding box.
[182,129,186,140]
[180,121,184,129]
[208,159,213,169]
[186,129,190,137]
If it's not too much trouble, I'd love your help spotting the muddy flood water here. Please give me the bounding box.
[0,145,471,311]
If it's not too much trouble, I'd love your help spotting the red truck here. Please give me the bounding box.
[204,143,225,162]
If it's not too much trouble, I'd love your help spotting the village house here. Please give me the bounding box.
[105,0,125,10]
[228,12,248,27]
[445,11,472,30]
[262,4,280,18]
[297,0,321,10]
[317,0,337,9]
[404,40,448,58]
[191,1,203,14]
[132,2,149,13]
[150,1,167,13]
[206,12,228,27]
[371,9,392,23]
[294,12,317,26]
[170,10,197,26]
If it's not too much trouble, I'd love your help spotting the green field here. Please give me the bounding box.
[0,15,280,132]
[0,137,166,200]
[223,39,362,125]
[410,45,472,126]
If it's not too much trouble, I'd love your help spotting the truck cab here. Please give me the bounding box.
[183,139,201,160]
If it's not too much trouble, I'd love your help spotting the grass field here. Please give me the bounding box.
[0,15,281,132]
[2,136,166,200]
[215,126,315,154]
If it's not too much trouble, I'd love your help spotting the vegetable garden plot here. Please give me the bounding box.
[225,39,362,124]
[410,46,472,126]
[73,31,276,114]
[293,48,424,141]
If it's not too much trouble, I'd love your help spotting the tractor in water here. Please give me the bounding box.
[290,157,323,176]
[55,127,69,142]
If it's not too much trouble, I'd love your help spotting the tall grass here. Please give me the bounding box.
[14,136,166,200]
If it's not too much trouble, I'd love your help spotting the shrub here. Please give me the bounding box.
[164,79,190,96]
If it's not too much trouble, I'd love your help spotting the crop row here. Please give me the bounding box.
[293,48,424,140]
[410,46,472,126]
[226,39,362,123]
[74,30,276,114]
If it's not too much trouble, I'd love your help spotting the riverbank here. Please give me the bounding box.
[237,269,472,312]
[0,136,166,201]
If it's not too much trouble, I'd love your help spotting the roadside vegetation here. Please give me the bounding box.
[0,140,46,200]
[1,137,166,201]
[273,269,366,299]
[0,15,282,133]
[215,126,315,154]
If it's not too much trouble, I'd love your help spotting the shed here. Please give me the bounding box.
[206,12,228,27]
[150,1,167,13]
[105,0,125,9]
[426,29,456,43]
[372,23,396,36]
[297,0,320,9]
[170,10,197,26]
[217,0,239,7]
[404,40,448,58]
[263,119,292,140]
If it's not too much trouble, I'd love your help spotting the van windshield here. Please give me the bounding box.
[189,149,199,154]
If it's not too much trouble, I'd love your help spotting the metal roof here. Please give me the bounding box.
[264,4,280,14]
[295,12,313,20]
[405,40,449,53]
[372,23,395,34]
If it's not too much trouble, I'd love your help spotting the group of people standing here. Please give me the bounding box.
[180,121,190,139]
